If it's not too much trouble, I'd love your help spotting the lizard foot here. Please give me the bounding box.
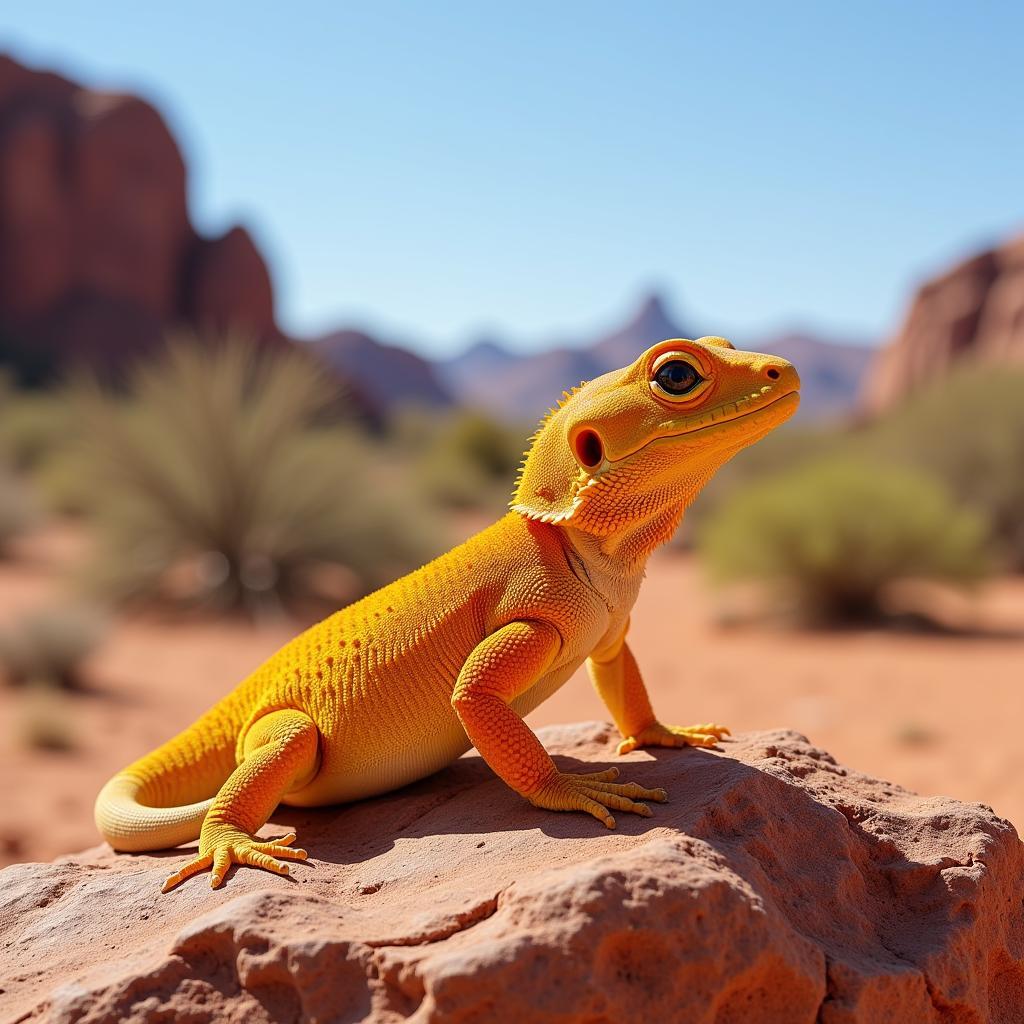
[528,767,667,829]
[161,829,307,893]
[617,721,730,755]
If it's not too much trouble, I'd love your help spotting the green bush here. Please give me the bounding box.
[0,466,38,554]
[0,390,71,473]
[73,335,441,613]
[31,451,97,517]
[859,366,1024,569]
[444,410,525,479]
[416,409,525,511]
[677,420,851,545]
[0,387,86,515]
[696,458,990,623]
[17,685,77,752]
[0,604,107,689]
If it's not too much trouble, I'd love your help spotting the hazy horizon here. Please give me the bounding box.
[3,3,1021,356]
[351,289,884,362]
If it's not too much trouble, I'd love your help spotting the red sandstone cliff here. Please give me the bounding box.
[0,54,280,383]
[863,232,1024,413]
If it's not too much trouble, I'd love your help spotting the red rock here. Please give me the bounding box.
[186,226,277,339]
[0,54,280,383]
[0,103,72,319]
[863,232,1024,413]
[72,91,190,320]
[1,723,1021,1022]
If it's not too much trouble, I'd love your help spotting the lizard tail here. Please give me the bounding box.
[94,774,215,853]
[94,706,239,853]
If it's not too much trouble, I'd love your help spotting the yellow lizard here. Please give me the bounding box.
[95,336,799,892]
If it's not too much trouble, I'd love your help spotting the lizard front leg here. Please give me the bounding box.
[452,620,666,828]
[161,709,318,892]
[587,625,729,755]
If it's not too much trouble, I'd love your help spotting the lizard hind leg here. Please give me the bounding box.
[161,709,320,893]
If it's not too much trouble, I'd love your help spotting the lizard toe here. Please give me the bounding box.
[161,852,214,893]
[160,827,308,893]
[621,721,732,752]
[528,769,662,828]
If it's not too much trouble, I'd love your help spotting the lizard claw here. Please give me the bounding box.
[161,829,307,893]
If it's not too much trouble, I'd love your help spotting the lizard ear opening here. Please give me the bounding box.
[510,384,598,525]
[572,427,604,471]
[511,420,591,524]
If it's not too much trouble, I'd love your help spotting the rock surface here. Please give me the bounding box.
[863,232,1024,413]
[0,53,280,383]
[1,723,1021,1023]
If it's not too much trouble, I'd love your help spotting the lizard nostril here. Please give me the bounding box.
[766,367,781,380]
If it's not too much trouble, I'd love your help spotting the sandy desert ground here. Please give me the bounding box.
[1,522,1022,867]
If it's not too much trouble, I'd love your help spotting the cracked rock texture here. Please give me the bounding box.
[2,723,1022,1023]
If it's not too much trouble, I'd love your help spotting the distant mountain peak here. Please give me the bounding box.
[632,290,673,326]
[314,288,877,427]
[617,290,679,338]
[461,336,514,360]
[591,290,687,366]
[313,328,452,412]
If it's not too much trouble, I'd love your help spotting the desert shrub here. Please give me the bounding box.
[0,466,38,554]
[0,390,71,473]
[677,420,851,544]
[416,409,525,511]
[386,406,444,455]
[696,458,990,623]
[73,335,441,613]
[31,451,96,516]
[859,366,1024,569]
[0,604,107,689]
[0,388,87,514]
[444,410,525,478]
[17,684,77,752]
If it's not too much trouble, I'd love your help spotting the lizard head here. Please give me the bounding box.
[511,336,800,544]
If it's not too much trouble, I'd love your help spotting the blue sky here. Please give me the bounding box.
[3,2,1022,354]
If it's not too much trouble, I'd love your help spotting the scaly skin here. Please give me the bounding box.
[94,336,800,891]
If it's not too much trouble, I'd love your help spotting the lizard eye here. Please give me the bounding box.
[653,359,703,397]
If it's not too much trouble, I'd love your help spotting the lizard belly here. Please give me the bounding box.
[282,658,584,808]
[283,700,472,807]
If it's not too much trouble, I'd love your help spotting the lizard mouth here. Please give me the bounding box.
[589,386,800,475]
[659,387,800,443]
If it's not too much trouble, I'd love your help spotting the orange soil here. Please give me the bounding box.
[1,525,1021,867]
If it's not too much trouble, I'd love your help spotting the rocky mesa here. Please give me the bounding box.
[0,53,280,383]
[1,723,1022,1024]
[862,232,1024,414]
